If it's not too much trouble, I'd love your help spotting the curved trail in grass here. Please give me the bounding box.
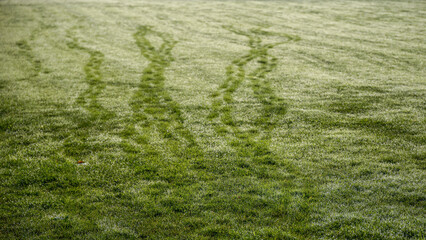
[15,16,56,82]
[66,32,112,119]
[209,26,296,163]
[15,35,42,80]
[208,27,316,236]
[62,29,114,160]
[209,27,300,134]
[122,26,206,184]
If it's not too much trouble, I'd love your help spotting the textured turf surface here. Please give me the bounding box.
[0,0,425,239]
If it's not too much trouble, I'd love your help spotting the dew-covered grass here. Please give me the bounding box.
[0,0,425,239]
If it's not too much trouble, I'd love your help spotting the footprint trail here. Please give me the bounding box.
[62,29,114,159]
[122,26,206,184]
[208,26,315,235]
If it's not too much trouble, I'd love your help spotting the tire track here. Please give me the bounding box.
[66,31,113,120]
[15,39,42,80]
[209,27,295,148]
[122,26,206,183]
[15,18,55,81]
[63,29,114,160]
[208,27,316,235]
[209,27,298,135]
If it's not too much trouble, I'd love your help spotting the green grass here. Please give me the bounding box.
[0,0,425,239]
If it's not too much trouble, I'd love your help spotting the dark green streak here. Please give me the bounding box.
[208,26,316,236]
[16,39,42,79]
[122,26,206,184]
[63,30,114,160]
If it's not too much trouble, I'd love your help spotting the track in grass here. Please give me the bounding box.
[15,39,41,80]
[62,29,115,160]
[208,26,296,166]
[208,26,316,235]
[121,26,207,184]
[66,31,112,119]
[15,17,55,81]
[209,26,300,134]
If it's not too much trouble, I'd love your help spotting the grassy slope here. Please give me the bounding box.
[0,0,425,239]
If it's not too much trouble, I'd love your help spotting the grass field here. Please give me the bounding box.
[0,0,425,239]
